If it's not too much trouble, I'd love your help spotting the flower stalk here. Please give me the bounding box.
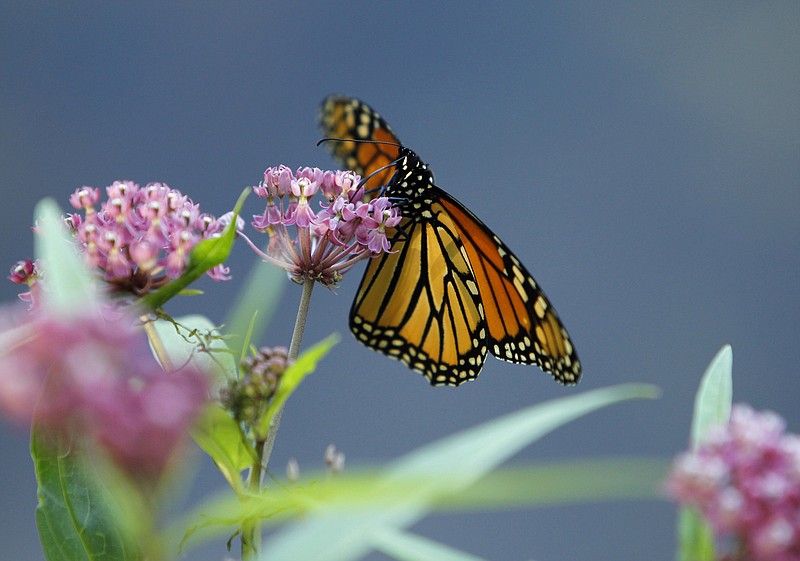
[242,274,315,561]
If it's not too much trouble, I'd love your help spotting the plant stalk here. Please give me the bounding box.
[261,275,314,463]
[241,275,315,560]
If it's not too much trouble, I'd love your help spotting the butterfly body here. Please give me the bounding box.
[321,96,581,386]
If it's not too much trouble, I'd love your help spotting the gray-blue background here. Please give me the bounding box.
[1,3,797,560]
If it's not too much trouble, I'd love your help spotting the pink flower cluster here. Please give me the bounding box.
[66,181,232,295]
[246,166,401,286]
[667,404,800,561]
[0,307,209,480]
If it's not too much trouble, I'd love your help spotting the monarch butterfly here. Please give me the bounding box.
[320,95,581,386]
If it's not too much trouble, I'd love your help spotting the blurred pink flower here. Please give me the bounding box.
[667,404,800,561]
[0,304,209,481]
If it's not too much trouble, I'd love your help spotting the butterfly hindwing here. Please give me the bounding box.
[319,95,402,192]
[437,190,581,383]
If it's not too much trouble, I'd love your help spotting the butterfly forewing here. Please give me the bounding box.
[350,225,489,385]
[350,159,489,386]
[319,96,401,193]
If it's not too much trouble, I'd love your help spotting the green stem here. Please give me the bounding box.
[262,275,314,464]
[241,439,266,560]
[241,276,315,561]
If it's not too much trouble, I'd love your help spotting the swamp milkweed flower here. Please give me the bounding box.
[666,404,800,561]
[58,181,231,296]
[243,166,401,287]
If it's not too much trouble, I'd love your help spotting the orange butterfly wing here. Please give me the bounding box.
[319,95,401,193]
[350,182,490,386]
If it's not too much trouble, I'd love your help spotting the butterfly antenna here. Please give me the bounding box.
[316,137,403,149]
[357,158,405,194]
[316,137,407,193]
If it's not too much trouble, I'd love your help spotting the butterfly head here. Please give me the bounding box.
[396,146,422,168]
[392,146,435,187]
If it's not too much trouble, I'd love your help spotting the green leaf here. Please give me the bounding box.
[256,334,340,437]
[149,314,237,384]
[372,528,489,561]
[677,508,716,561]
[259,383,660,561]
[277,457,664,515]
[191,404,257,493]
[434,457,666,510]
[171,484,297,552]
[677,345,733,561]
[690,345,733,447]
[140,188,248,310]
[33,198,98,317]
[171,456,665,555]
[152,315,252,490]
[172,386,660,555]
[32,428,139,561]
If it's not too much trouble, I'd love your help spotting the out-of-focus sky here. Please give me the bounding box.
[1,3,797,560]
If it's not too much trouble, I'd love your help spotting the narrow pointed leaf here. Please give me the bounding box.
[34,198,98,317]
[174,455,665,554]
[260,383,659,561]
[690,345,732,446]
[140,188,248,310]
[373,528,488,561]
[677,345,733,561]
[256,335,339,437]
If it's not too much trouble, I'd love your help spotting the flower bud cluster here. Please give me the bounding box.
[222,346,291,426]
